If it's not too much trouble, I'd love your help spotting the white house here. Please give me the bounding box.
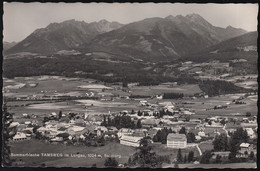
[119,135,142,147]
[13,132,27,141]
[167,133,187,149]
[245,128,256,139]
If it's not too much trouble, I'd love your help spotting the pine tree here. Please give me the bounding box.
[58,110,62,120]
[177,149,183,163]
[137,119,142,128]
[184,154,187,163]
[188,151,194,163]
[249,151,255,160]
[179,127,186,134]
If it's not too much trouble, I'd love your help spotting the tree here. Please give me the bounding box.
[104,157,118,167]
[131,109,135,114]
[213,133,228,151]
[2,103,15,166]
[200,150,212,164]
[228,127,249,157]
[216,155,222,163]
[137,119,142,128]
[184,154,187,163]
[177,149,183,163]
[58,110,62,120]
[186,132,196,143]
[128,157,132,166]
[131,137,161,167]
[187,151,194,163]
[137,110,142,116]
[179,127,186,135]
[249,151,255,160]
[246,112,251,117]
[220,119,226,126]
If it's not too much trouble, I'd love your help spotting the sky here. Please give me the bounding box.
[3,2,258,42]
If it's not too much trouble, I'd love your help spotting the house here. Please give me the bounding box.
[237,143,256,158]
[167,133,187,149]
[95,126,108,136]
[50,137,63,142]
[119,135,143,147]
[9,122,20,128]
[13,132,27,141]
[117,128,133,138]
[139,100,148,106]
[107,126,118,132]
[245,128,256,139]
[141,119,160,128]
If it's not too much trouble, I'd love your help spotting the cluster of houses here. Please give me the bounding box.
[10,95,257,151]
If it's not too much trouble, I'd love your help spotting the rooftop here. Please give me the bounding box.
[167,133,187,141]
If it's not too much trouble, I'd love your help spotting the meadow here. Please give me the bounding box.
[10,139,136,167]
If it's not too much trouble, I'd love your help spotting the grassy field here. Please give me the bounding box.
[198,140,214,153]
[150,143,200,161]
[10,139,136,167]
[130,84,202,96]
[10,139,203,167]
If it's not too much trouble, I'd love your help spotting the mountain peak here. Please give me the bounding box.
[98,19,109,24]
[226,25,234,29]
[165,15,175,20]
[186,13,203,19]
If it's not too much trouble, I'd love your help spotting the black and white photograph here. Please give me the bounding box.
[2,2,258,168]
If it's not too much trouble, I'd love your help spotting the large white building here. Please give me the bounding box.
[119,135,143,147]
[167,133,187,149]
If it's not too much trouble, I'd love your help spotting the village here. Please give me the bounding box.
[3,57,258,168]
[6,79,257,167]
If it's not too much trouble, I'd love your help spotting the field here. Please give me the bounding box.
[130,84,202,96]
[4,76,257,124]
[198,141,214,153]
[10,139,136,167]
[150,143,200,161]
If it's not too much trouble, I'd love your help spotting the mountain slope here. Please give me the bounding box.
[3,41,17,51]
[81,14,247,62]
[6,19,123,55]
[184,31,257,62]
[6,14,247,62]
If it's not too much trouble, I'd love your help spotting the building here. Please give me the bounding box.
[236,143,256,158]
[119,135,143,147]
[167,133,187,149]
[13,132,27,141]
[117,128,133,138]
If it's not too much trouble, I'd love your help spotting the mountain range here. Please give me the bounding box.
[5,14,248,62]
[5,19,123,55]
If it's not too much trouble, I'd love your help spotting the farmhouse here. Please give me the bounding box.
[119,135,143,147]
[236,143,256,158]
[167,133,187,149]
[13,132,27,141]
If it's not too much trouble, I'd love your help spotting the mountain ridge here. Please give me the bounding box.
[6,14,247,62]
